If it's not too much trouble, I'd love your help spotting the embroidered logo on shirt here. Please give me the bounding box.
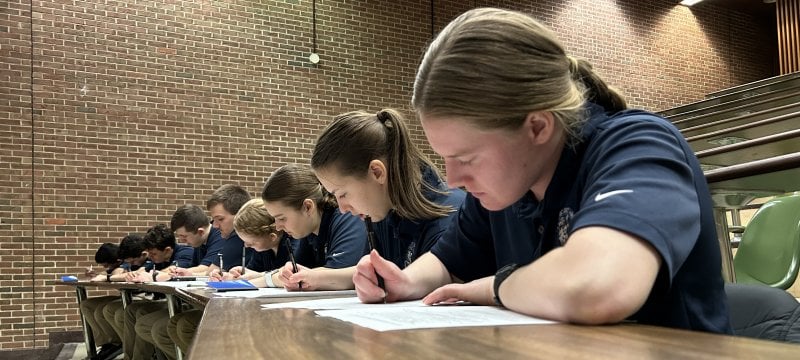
[594,189,634,202]
[557,208,575,245]
[330,252,345,257]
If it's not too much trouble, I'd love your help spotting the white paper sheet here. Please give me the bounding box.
[148,281,209,288]
[213,288,357,298]
[261,296,554,331]
[260,296,417,310]
[318,305,554,331]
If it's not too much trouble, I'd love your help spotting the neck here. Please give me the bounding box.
[530,134,566,200]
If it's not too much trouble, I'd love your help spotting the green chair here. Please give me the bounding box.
[733,192,800,289]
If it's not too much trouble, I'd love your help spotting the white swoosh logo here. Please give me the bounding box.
[594,189,633,202]
[331,252,345,257]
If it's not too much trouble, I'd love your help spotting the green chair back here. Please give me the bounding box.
[733,193,800,289]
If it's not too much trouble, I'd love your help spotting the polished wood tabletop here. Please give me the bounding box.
[187,297,800,360]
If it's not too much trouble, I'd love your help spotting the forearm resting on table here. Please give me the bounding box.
[400,253,453,300]
[499,226,661,324]
[309,266,356,290]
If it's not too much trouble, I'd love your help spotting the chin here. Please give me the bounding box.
[477,197,512,212]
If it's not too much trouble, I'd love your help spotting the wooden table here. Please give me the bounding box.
[187,297,800,359]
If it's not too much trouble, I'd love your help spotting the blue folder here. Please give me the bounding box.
[205,279,258,292]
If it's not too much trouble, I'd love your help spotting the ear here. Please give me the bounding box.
[302,198,315,215]
[367,159,388,185]
[524,111,557,145]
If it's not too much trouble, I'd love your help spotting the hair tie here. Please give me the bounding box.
[566,55,580,76]
[376,110,390,124]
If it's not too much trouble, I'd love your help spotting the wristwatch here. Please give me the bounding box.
[493,263,519,307]
[106,273,111,282]
[152,270,159,282]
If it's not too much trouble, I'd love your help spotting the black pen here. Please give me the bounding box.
[241,245,246,276]
[284,235,302,290]
[217,253,224,275]
[364,216,386,298]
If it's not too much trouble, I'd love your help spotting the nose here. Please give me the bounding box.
[337,199,354,214]
[444,160,465,188]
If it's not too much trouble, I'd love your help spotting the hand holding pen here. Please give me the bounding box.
[284,236,302,290]
[364,216,386,301]
[84,265,97,279]
[352,248,407,303]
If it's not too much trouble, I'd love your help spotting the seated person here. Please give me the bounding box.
[131,224,196,360]
[260,164,367,289]
[210,198,290,281]
[205,184,255,274]
[100,233,155,360]
[79,243,125,360]
[170,204,227,276]
[168,199,286,359]
[284,109,465,290]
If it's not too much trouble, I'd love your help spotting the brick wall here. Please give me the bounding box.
[0,0,775,350]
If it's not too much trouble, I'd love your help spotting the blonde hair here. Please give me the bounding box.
[233,198,281,238]
[413,8,626,141]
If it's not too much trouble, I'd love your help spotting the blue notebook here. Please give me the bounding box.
[205,279,258,292]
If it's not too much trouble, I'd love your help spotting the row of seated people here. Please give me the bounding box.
[78,111,466,360]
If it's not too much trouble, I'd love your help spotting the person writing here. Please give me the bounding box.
[353,7,731,333]
[209,198,291,282]
[292,109,465,292]
[261,164,366,289]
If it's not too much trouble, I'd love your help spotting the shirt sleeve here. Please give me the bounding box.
[571,116,701,281]
[201,231,225,266]
[324,212,368,269]
[174,246,195,268]
[430,195,497,281]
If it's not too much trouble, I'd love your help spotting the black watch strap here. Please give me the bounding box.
[493,263,519,307]
[106,273,111,282]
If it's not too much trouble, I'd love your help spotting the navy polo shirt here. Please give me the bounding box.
[294,207,367,269]
[192,226,225,267]
[371,166,466,269]
[431,103,732,333]
[209,231,253,271]
[246,237,293,272]
[154,244,195,270]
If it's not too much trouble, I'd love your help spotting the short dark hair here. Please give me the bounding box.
[143,224,177,251]
[94,243,119,264]
[170,204,209,232]
[207,184,251,215]
[118,233,145,260]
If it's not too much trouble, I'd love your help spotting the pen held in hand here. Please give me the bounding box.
[365,216,386,296]
[284,235,302,290]
[241,245,246,275]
